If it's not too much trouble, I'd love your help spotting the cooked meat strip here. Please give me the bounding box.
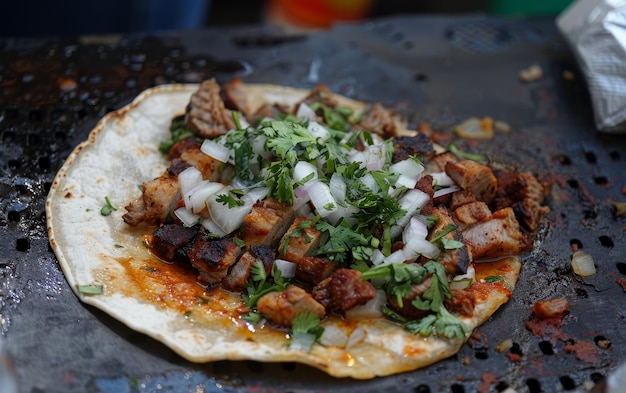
[391,134,435,162]
[387,273,433,319]
[151,224,200,262]
[279,217,322,260]
[249,102,290,125]
[445,288,476,317]
[453,201,492,230]
[240,198,295,248]
[414,174,435,215]
[178,142,224,182]
[123,170,181,226]
[445,160,497,204]
[294,256,337,285]
[188,233,243,285]
[220,77,251,118]
[168,136,198,161]
[167,158,191,177]
[184,78,235,139]
[449,189,478,211]
[428,206,471,275]
[357,103,398,138]
[428,151,459,172]
[532,297,570,319]
[312,268,377,312]
[494,170,550,232]
[300,84,338,108]
[222,245,275,291]
[461,207,531,260]
[257,285,326,327]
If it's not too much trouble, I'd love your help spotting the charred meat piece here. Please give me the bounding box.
[428,151,459,172]
[257,285,326,327]
[494,170,550,232]
[240,198,295,247]
[312,268,377,313]
[414,174,435,215]
[445,160,497,204]
[357,103,398,138]
[184,78,235,139]
[167,158,191,177]
[462,207,531,260]
[168,136,198,161]
[279,217,322,260]
[449,189,478,211]
[453,201,492,230]
[532,297,570,319]
[300,84,338,108]
[222,245,275,292]
[151,224,199,262]
[391,134,435,162]
[220,77,251,118]
[188,233,243,285]
[178,142,224,182]
[295,256,337,285]
[387,274,433,319]
[123,171,181,226]
[428,206,471,275]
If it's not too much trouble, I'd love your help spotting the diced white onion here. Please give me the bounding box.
[346,326,366,350]
[329,173,347,202]
[201,218,227,237]
[433,185,461,199]
[289,332,316,352]
[178,166,203,196]
[371,249,385,266]
[395,174,418,190]
[390,159,425,179]
[319,325,348,347]
[241,187,269,204]
[345,290,387,320]
[174,207,201,227]
[571,250,596,277]
[364,145,386,171]
[396,189,431,228]
[430,171,455,187]
[383,249,409,264]
[307,181,338,217]
[238,115,250,129]
[450,265,476,290]
[325,204,358,226]
[404,236,440,260]
[185,181,224,213]
[252,135,272,160]
[293,161,319,183]
[403,216,429,242]
[201,138,231,163]
[359,173,379,193]
[296,102,317,122]
[206,188,254,234]
[307,121,331,141]
[273,259,297,278]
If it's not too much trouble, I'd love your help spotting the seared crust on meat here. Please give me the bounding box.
[358,103,398,138]
[312,268,377,312]
[445,160,497,204]
[223,245,275,291]
[185,78,235,139]
[123,170,180,226]
[151,224,199,262]
[241,198,295,247]
[461,207,529,260]
[428,206,471,275]
[188,234,243,285]
[257,285,325,327]
[494,170,550,232]
[392,134,435,162]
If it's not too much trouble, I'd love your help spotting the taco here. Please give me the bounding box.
[46,78,549,379]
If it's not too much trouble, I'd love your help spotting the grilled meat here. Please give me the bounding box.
[300,84,338,108]
[357,103,398,138]
[123,170,180,226]
[184,78,235,139]
[220,77,252,119]
[151,224,199,262]
[240,198,295,247]
[449,189,478,211]
[453,201,492,229]
[428,206,471,275]
[414,174,435,215]
[295,256,337,285]
[445,288,476,317]
[445,160,498,204]
[222,245,275,291]
[188,233,243,285]
[312,268,377,313]
[429,151,459,172]
[461,207,531,260]
[257,285,326,327]
[494,170,550,232]
[391,133,435,162]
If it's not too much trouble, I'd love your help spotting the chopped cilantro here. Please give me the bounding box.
[216,190,245,208]
[100,196,117,216]
[159,119,193,154]
[289,312,324,352]
[448,142,487,162]
[77,284,103,295]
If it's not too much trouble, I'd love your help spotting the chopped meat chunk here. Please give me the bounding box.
[168,136,198,161]
[240,198,295,248]
[279,217,322,260]
[178,142,224,182]
[391,134,435,162]
[257,285,325,327]
[300,84,338,108]
[414,174,435,215]
[445,160,498,204]
[494,170,550,232]
[222,245,275,291]
[532,297,569,319]
[295,256,337,285]
[220,77,251,118]
[123,171,180,226]
[449,189,478,211]
[461,207,530,260]
[184,78,235,139]
[312,268,376,312]
[428,206,471,275]
[445,288,476,317]
[357,103,397,138]
[167,158,191,177]
[429,151,459,172]
[151,224,199,262]
[188,233,243,285]
[453,201,492,229]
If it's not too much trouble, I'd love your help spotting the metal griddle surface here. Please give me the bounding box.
[1,15,625,393]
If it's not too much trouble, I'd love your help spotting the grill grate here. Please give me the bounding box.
[1,16,625,393]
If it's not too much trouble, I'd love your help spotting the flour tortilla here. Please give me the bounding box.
[46,83,521,379]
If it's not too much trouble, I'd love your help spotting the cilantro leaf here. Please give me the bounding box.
[289,312,325,352]
[100,196,117,216]
[216,190,245,208]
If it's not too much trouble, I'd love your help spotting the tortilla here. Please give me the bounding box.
[46,83,524,379]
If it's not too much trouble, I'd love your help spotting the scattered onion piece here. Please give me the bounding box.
[174,207,201,227]
[273,259,297,278]
[571,250,596,277]
[454,117,495,140]
[200,138,231,163]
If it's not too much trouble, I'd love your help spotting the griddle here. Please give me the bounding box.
[1,15,625,393]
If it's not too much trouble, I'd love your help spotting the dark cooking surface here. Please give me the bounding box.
[1,15,625,393]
